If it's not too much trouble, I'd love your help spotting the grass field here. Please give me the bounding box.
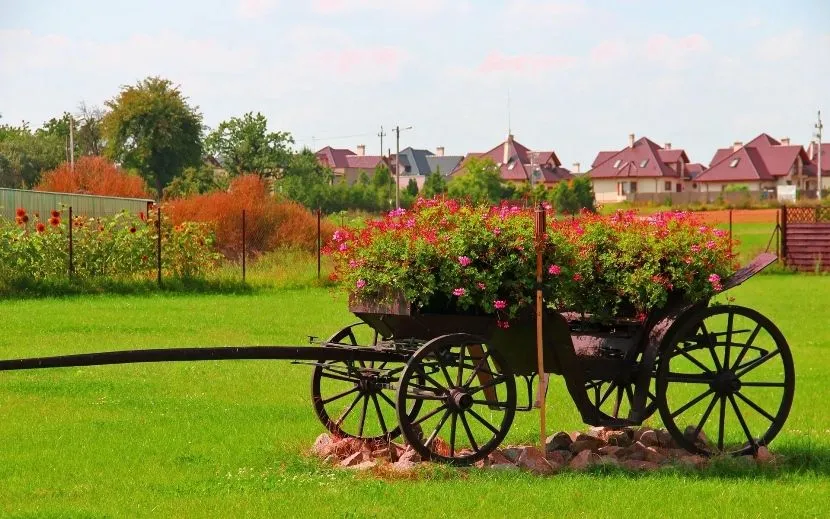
[1,277,829,518]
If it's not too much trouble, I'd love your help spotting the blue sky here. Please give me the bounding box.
[1,0,828,168]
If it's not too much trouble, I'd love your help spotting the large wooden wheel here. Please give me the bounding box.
[656,305,795,455]
[311,323,421,442]
[395,334,516,465]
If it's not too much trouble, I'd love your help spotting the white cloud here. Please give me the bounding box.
[236,0,279,19]
[755,29,807,61]
[310,0,456,16]
[644,34,711,69]
[504,0,588,18]
[590,40,630,64]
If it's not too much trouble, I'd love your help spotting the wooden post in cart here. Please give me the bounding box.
[534,203,547,448]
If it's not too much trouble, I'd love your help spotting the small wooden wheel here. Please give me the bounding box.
[395,334,516,465]
[656,305,795,455]
[585,375,657,423]
[311,323,421,442]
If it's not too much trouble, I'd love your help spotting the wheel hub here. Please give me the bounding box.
[710,370,741,395]
[448,388,474,411]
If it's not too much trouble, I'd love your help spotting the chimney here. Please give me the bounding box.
[629,133,635,148]
[733,141,743,151]
[808,141,815,160]
[503,139,510,164]
[356,144,365,156]
[781,137,790,146]
[436,146,445,157]
[664,142,672,150]
[572,162,580,174]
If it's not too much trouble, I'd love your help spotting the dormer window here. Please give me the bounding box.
[729,158,740,168]
[613,159,622,168]
[639,159,649,167]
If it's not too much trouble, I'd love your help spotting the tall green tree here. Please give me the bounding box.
[406,177,419,197]
[372,164,394,210]
[447,157,504,204]
[277,149,333,208]
[205,112,293,177]
[102,76,203,197]
[0,122,64,188]
[422,169,447,198]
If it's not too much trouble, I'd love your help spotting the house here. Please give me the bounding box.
[693,134,811,197]
[452,134,572,186]
[588,135,692,203]
[315,145,389,185]
[391,146,464,190]
[805,141,830,194]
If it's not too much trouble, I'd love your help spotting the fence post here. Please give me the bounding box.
[728,209,733,258]
[156,206,162,287]
[775,210,781,259]
[317,208,322,279]
[68,206,74,279]
[780,206,788,262]
[242,209,247,283]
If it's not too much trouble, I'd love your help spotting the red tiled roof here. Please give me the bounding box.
[344,155,386,169]
[455,136,568,184]
[316,146,356,169]
[657,149,688,164]
[686,163,707,179]
[588,137,684,179]
[696,134,808,183]
[804,143,830,177]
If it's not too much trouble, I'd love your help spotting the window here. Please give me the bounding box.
[629,182,637,193]
[640,159,649,167]
[617,182,637,195]
[613,159,622,168]
[729,158,740,168]
[692,183,698,190]
[404,166,411,173]
[664,181,672,191]
[676,183,682,193]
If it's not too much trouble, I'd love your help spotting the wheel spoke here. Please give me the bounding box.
[730,324,761,370]
[671,388,715,419]
[693,394,719,442]
[406,391,446,401]
[456,345,466,387]
[736,349,781,378]
[420,371,449,392]
[320,371,360,384]
[357,395,369,437]
[611,385,624,417]
[471,399,511,407]
[676,347,714,374]
[449,413,457,457]
[459,412,479,452]
[665,373,712,384]
[717,396,726,451]
[463,352,491,388]
[425,409,451,448]
[735,391,776,422]
[740,381,786,387]
[468,376,508,395]
[728,393,757,451]
[431,352,455,388]
[371,394,388,436]
[377,389,398,410]
[336,393,363,425]
[466,408,500,436]
[321,386,360,405]
[598,382,617,406]
[724,312,734,369]
[411,404,448,426]
[699,322,723,372]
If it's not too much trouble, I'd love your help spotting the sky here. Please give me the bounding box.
[1,0,829,169]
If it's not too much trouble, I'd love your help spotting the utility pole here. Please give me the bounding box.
[820,112,824,199]
[393,125,412,209]
[378,126,386,157]
[69,115,75,171]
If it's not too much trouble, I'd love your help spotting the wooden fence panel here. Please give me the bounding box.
[782,207,830,271]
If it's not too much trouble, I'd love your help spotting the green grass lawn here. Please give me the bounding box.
[1,277,829,518]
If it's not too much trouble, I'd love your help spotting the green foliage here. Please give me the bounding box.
[725,184,750,193]
[548,176,596,214]
[276,149,333,209]
[205,112,293,177]
[447,157,504,204]
[406,177,419,196]
[102,76,203,196]
[371,165,394,210]
[164,164,228,199]
[422,170,447,198]
[0,122,64,188]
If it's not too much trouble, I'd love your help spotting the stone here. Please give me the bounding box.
[348,460,376,471]
[546,450,570,466]
[332,437,363,457]
[546,431,573,451]
[474,458,491,469]
[598,445,623,457]
[588,426,607,439]
[488,450,513,465]
[569,436,606,454]
[629,441,665,464]
[569,449,599,470]
[657,429,676,448]
[516,446,556,475]
[341,451,366,467]
[312,433,334,457]
[372,447,394,461]
[683,425,708,446]
[502,447,524,462]
[398,447,421,464]
[665,448,692,459]
[677,455,708,469]
[639,429,660,447]
[622,459,659,471]
[392,459,417,471]
[754,446,774,464]
[605,430,632,447]
[322,454,337,465]
[633,427,653,443]
[596,456,621,468]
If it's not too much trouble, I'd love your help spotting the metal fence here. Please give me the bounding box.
[0,188,153,220]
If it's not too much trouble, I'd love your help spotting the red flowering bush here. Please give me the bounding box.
[36,156,151,198]
[327,198,736,323]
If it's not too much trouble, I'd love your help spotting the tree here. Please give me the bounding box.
[36,156,150,198]
[422,169,448,198]
[102,76,203,197]
[406,177,419,197]
[447,157,504,204]
[164,164,227,199]
[277,149,333,209]
[571,176,596,212]
[372,164,394,210]
[75,102,106,157]
[0,122,64,188]
[205,112,293,177]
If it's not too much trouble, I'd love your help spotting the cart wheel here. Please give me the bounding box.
[311,323,421,442]
[585,376,657,423]
[396,334,516,465]
[656,305,795,456]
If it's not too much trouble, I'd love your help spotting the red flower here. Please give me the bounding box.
[572,273,583,282]
[15,216,23,225]
[129,226,136,233]
[36,223,45,233]
[48,217,60,226]
[50,210,60,218]
[15,208,25,218]
[21,214,29,223]
[139,211,146,221]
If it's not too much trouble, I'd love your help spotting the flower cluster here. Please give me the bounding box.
[327,198,737,323]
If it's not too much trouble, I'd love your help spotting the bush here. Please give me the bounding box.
[36,156,151,198]
[166,174,334,258]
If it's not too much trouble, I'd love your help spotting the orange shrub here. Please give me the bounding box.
[36,156,151,198]
[165,174,333,257]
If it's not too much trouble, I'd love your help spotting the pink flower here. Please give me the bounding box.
[690,244,701,253]
[708,273,723,292]
[492,227,502,236]
[698,226,708,233]
[572,273,583,282]
[356,279,366,289]
[452,288,466,297]
[713,229,727,237]
[496,320,510,329]
[493,300,507,310]
[548,265,561,275]
[338,243,348,252]
[684,257,693,265]
[388,208,406,217]
[333,230,347,242]
[348,259,359,269]
[706,240,716,250]
[458,256,472,267]
[476,282,486,290]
